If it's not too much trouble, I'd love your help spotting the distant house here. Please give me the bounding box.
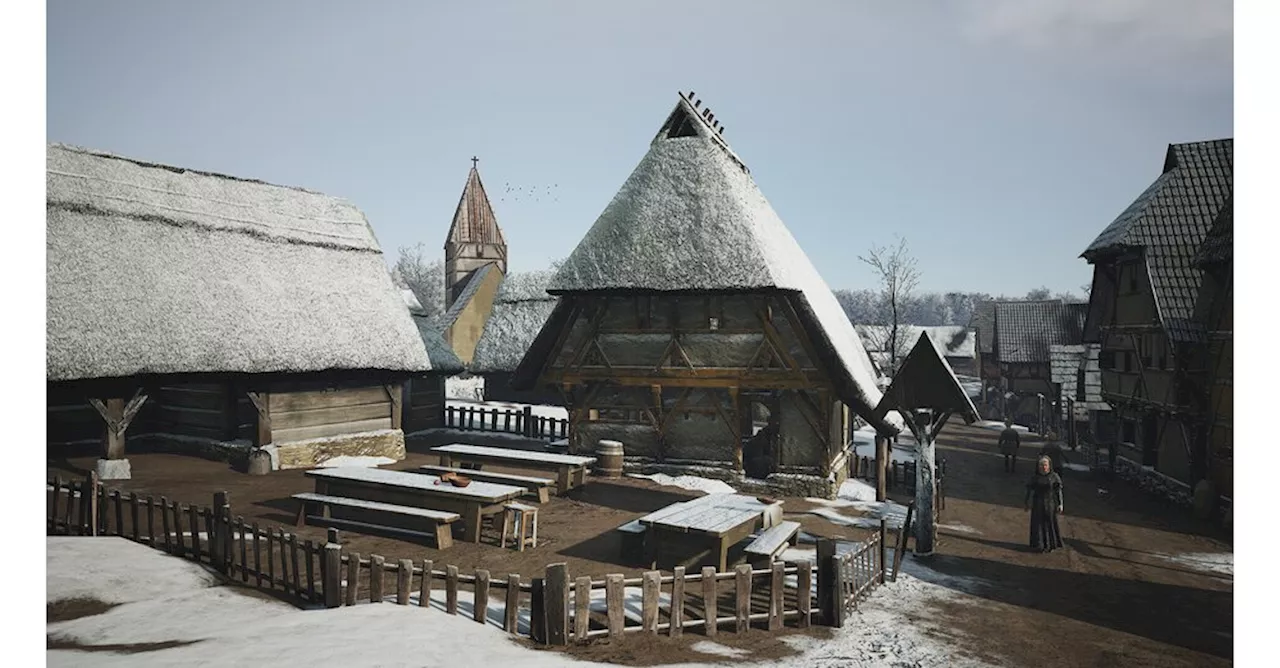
[510,92,895,497]
[855,325,976,377]
[1192,196,1233,499]
[1080,138,1231,491]
[1049,343,1113,445]
[969,301,999,402]
[990,300,1088,428]
[470,271,562,406]
[46,144,436,472]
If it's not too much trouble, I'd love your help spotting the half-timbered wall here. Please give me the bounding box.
[539,292,848,476]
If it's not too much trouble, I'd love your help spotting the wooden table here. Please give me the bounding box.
[304,468,525,544]
[431,444,597,494]
[639,494,780,572]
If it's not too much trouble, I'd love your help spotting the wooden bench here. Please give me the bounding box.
[617,519,647,564]
[417,465,554,504]
[742,520,802,567]
[292,492,461,549]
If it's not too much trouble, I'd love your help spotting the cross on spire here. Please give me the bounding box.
[471,156,479,169]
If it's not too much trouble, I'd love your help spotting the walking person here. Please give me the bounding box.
[1025,455,1065,553]
[999,419,1020,473]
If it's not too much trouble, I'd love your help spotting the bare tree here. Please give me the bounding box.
[391,243,445,319]
[859,237,921,377]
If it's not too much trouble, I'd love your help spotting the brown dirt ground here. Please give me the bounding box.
[46,425,1234,667]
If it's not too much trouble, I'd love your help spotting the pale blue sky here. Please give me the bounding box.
[46,0,1232,296]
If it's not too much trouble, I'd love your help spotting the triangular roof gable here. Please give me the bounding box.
[446,166,505,247]
[874,332,979,423]
[540,92,891,433]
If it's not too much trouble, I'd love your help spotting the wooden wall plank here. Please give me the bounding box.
[271,402,392,430]
[272,417,393,444]
[268,387,392,413]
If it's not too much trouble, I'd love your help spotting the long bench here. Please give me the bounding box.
[417,465,553,504]
[742,520,802,567]
[292,492,461,549]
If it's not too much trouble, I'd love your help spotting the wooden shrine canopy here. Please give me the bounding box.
[874,331,980,433]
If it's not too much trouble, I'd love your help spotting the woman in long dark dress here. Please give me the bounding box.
[1024,455,1064,552]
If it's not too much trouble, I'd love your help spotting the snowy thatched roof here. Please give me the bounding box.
[412,316,465,374]
[532,93,892,433]
[47,143,432,382]
[472,271,559,374]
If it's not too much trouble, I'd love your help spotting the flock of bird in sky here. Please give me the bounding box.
[500,181,560,203]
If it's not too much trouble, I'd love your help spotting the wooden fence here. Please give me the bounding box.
[48,475,894,643]
[444,405,569,441]
[849,456,947,508]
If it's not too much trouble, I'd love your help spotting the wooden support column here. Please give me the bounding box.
[875,434,888,502]
[89,390,148,461]
[386,384,404,430]
[247,392,272,446]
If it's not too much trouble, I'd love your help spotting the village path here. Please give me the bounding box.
[902,423,1233,668]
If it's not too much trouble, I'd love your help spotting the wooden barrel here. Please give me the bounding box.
[595,440,624,478]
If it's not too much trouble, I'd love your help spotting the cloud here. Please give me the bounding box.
[955,0,1232,70]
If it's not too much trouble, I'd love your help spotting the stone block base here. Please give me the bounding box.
[274,429,406,470]
[96,458,132,480]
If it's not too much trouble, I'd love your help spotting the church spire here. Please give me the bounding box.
[444,159,508,308]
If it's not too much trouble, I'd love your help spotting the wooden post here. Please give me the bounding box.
[914,412,938,556]
[530,578,546,644]
[523,405,534,437]
[50,476,61,533]
[641,570,660,634]
[370,555,386,603]
[446,565,459,614]
[289,534,302,595]
[670,566,685,637]
[145,496,156,546]
[345,552,359,606]
[187,504,200,559]
[110,490,123,536]
[212,492,229,572]
[160,496,171,552]
[545,563,570,646]
[892,503,914,582]
[103,397,126,460]
[769,561,785,631]
[816,539,836,626]
[879,518,889,584]
[701,566,717,637]
[272,529,282,590]
[734,564,751,633]
[825,553,846,628]
[475,569,491,622]
[324,542,342,608]
[574,576,592,641]
[420,560,434,608]
[605,574,625,638]
[875,434,888,502]
[505,574,520,633]
[252,523,262,586]
[387,384,404,431]
[88,472,99,536]
[797,560,812,628]
[397,559,413,605]
[248,392,272,447]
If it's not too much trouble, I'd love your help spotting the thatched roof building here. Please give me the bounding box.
[510,92,895,498]
[47,144,435,470]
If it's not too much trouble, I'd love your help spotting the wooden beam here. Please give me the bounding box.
[728,386,743,473]
[385,384,403,430]
[246,392,272,447]
[89,389,149,460]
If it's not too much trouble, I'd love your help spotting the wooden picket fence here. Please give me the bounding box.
[48,475,894,643]
[849,456,948,509]
[444,404,569,441]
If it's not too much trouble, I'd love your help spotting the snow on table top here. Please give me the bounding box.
[316,455,396,468]
[640,494,773,535]
[628,472,736,494]
[305,467,525,501]
[432,443,596,466]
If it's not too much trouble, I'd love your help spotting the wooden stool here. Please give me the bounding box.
[501,502,539,551]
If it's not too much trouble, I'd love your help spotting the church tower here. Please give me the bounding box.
[444,158,508,308]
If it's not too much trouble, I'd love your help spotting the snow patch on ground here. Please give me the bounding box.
[976,420,1030,433]
[837,478,878,502]
[628,473,736,495]
[1151,551,1233,578]
[316,455,396,468]
[1063,463,1091,472]
[48,536,999,668]
[939,523,981,535]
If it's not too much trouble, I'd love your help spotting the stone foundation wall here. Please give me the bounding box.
[274,429,406,470]
[1079,441,1232,528]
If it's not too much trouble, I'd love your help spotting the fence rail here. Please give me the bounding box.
[48,475,894,644]
[444,405,569,441]
[849,456,947,509]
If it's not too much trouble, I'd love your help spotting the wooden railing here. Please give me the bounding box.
[49,476,896,643]
[444,404,569,441]
[849,456,947,508]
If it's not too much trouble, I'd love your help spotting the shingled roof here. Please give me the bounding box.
[1082,139,1232,341]
[994,301,1087,364]
[1195,196,1233,267]
[527,92,892,433]
[446,165,506,247]
[47,144,432,382]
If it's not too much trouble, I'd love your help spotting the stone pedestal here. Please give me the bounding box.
[247,449,273,476]
[96,458,132,481]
